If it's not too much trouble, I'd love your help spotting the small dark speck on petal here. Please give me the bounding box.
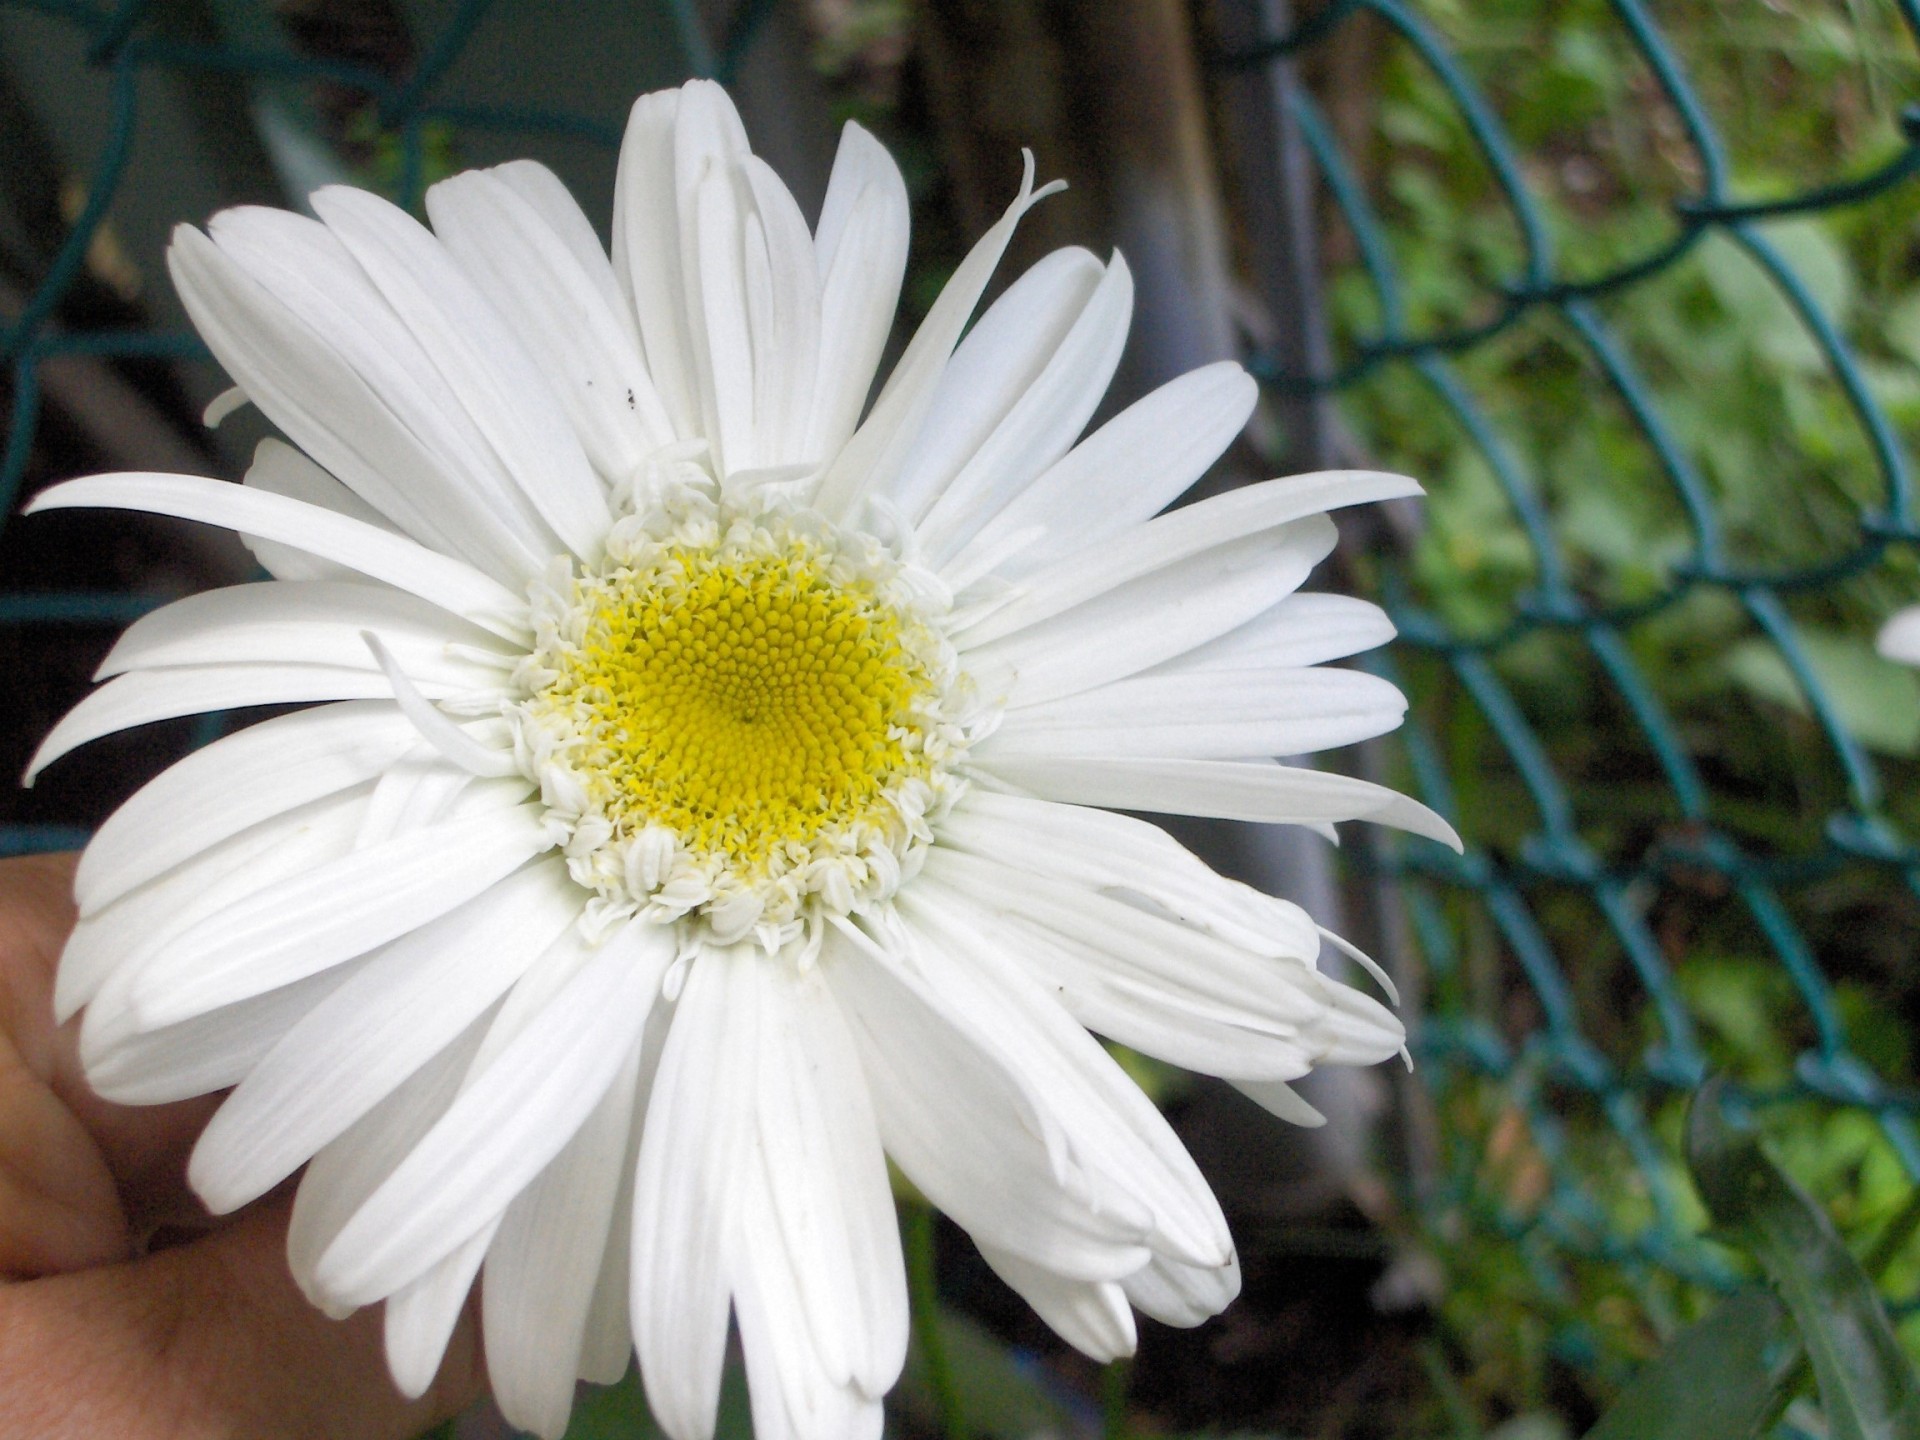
[626,388,636,410]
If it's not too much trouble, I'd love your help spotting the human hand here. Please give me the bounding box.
[0,853,486,1439]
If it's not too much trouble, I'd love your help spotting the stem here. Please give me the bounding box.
[1102,1357,1133,1440]
[907,1201,966,1440]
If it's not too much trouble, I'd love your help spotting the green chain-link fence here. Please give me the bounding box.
[1235,0,1920,1410]
[6,0,1920,1430]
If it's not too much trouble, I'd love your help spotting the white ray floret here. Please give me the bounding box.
[29,76,1460,1440]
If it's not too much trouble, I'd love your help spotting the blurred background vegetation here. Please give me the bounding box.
[4,1,1920,1437]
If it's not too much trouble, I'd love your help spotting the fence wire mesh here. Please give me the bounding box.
[5,0,1920,1424]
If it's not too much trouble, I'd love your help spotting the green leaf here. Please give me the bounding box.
[1580,1288,1800,1440]
[894,1304,1082,1440]
[1686,1078,1920,1440]
[1723,628,1920,756]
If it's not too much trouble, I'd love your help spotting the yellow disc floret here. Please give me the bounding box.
[549,546,929,868]
[511,478,971,946]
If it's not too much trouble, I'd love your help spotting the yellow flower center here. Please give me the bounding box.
[537,544,935,870]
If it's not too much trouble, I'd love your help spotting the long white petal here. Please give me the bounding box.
[957,470,1421,649]
[25,473,529,640]
[188,859,582,1213]
[962,517,1337,709]
[97,580,511,689]
[821,925,1154,1281]
[896,888,1234,1269]
[734,1169,886,1440]
[83,956,371,1105]
[811,153,1063,520]
[915,254,1134,560]
[977,1245,1136,1362]
[313,919,671,1307]
[384,1219,498,1398]
[944,362,1257,588]
[240,438,397,582]
[427,167,674,481]
[309,185,610,561]
[740,156,822,469]
[888,247,1105,522]
[174,220,541,581]
[808,123,908,461]
[1150,592,1396,675]
[28,665,425,786]
[124,802,551,1028]
[937,790,1321,957]
[976,753,1462,848]
[74,702,413,916]
[984,666,1409,761]
[631,943,758,1440]
[69,790,370,1035]
[747,960,907,1393]
[919,847,1401,1080]
[612,88,696,439]
[691,160,758,476]
[1232,1077,1329,1127]
[287,1014,488,1308]
[1123,1250,1241,1328]
[485,1039,643,1439]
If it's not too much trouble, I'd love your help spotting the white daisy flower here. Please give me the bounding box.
[1880,606,1920,668]
[27,79,1459,1440]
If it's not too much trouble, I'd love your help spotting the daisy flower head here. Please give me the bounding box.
[29,79,1459,1440]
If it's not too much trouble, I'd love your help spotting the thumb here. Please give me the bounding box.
[0,1195,485,1440]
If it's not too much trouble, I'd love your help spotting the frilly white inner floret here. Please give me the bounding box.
[507,451,983,950]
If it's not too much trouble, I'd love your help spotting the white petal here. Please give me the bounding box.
[311,919,671,1307]
[1150,592,1396,674]
[808,123,908,461]
[124,802,551,1028]
[811,153,1062,520]
[740,156,821,468]
[97,580,511,689]
[915,254,1134,562]
[485,1039,643,1439]
[1880,605,1920,666]
[888,247,1105,523]
[288,1014,488,1306]
[188,859,582,1213]
[962,516,1337,709]
[734,1169,887,1440]
[977,1245,1136,1362]
[957,469,1422,650]
[385,1219,497,1398]
[896,889,1233,1270]
[1122,1250,1240,1328]
[976,753,1462,849]
[84,956,370,1105]
[308,184,610,563]
[631,943,758,1440]
[491,160,632,326]
[821,924,1154,1282]
[28,665,421,785]
[25,473,529,641]
[611,81,749,445]
[944,362,1257,589]
[612,88,695,439]
[577,1000,669,1387]
[918,838,1343,1081]
[746,960,907,1392]
[427,167,674,481]
[69,789,370,1035]
[174,220,542,582]
[691,161,758,476]
[75,702,414,916]
[240,439,396,582]
[1231,1077,1328,1127]
[984,666,1409,760]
